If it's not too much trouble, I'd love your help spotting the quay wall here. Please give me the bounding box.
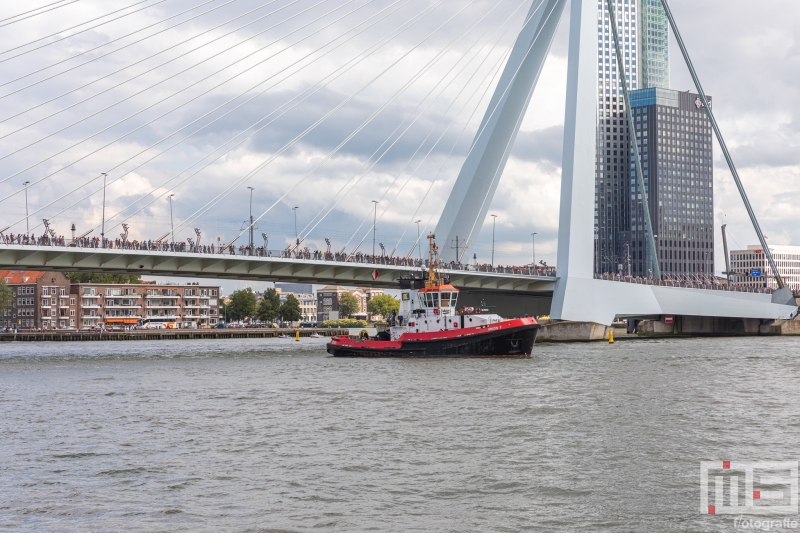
[0,328,348,342]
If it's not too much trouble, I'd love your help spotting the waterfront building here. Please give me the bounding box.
[595,0,671,274]
[72,282,221,329]
[628,88,714,277]
[296,294,317,322]
[275,290,317,322]
[0,270,72,330]
[317,286,349,322]
[316,286,385,322]
[729,245,800,292]
[275,283,313,295]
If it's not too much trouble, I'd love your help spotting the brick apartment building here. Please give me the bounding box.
[0,270,73,330]
[73,282,221,329]
[0,269,220,330]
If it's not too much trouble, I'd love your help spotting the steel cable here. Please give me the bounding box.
[0,0,81,28]
[0,0,285,126]
[0,0,352,189]
[304,0,525,250]
[0,0,225,88]
[213,0,494,248]
[0,0,308,151]
[19,0,416,232]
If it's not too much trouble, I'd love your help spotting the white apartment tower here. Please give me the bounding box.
[595,0,670,274]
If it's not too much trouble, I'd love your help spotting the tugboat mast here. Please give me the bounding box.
[426,233,442,289]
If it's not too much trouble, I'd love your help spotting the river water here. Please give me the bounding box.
[2,337,799,532]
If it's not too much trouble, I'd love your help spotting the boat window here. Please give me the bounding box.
[431,293,439,307]
[440,293,450,307]
[449,293,458,308]
[419,294,426,308]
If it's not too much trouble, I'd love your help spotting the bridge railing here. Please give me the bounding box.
[594,272,789,296]
[0,235,556,278]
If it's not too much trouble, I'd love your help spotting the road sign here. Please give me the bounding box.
[751,269,762,277]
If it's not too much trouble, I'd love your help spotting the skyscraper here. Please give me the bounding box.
[594,0,673,275]
[639,0,670,89]
[629,88,714,277]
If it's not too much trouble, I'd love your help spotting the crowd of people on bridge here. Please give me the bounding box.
[1,232,558,277]
[596,272,777,295]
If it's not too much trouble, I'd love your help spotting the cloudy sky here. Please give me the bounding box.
[0,0,798,287]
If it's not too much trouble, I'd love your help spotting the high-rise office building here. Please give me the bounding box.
[595,0,688,276]
[629,88,714,277]
[595,0,641,274]
[639,0,670,89]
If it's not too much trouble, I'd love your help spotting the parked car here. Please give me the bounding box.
[213,323,228,329]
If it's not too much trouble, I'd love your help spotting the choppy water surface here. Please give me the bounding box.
[2,337,800,532]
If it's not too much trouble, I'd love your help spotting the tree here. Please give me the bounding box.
[367,294,399,319]
[227,288,256,322]
[67,273,142,284]
[263,288,281,311]
[0,278,12,319]
[256,288,281,323]
[279,294,302,322]
[338,292,359,318]
[256,299,277,323]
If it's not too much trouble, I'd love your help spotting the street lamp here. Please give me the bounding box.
[100,173,108,247]
[22,181,30,234]
[531,232,537,270]
[168,194,175,247]
[247,187,254,252]
[490,214,497,267]
[292,206,299,246]
[371,200,378,257]
[415,219,422,260]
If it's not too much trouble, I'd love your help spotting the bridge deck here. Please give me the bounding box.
[0,245,557,294]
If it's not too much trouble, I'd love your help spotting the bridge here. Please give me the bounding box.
[0,0,796,325]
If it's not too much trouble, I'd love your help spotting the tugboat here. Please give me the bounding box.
[327,234,539,358]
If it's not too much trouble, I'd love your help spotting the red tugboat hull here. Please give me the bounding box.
[326,317,539,358]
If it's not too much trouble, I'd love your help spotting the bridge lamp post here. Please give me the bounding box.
[531,232,537,270]
[247,187,255,253]
[490,214,497,267]
[22,181,30,234]
[100,173,108,248]
[168,194,175,247]
[292,206,299,246]
[371,200,378,258]
[415,219,422,260]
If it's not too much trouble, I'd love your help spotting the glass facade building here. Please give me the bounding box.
[639,0,670,89]
[630,88,714,277]
[595,0,710,278]
[595,0,640,275]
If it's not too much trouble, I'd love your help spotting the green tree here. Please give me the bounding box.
[256,299,277,323]
[264,288,281,311]
[227,288,257,322]
[366,294,399,319]
[279,294,302,322]
[0,278,12,319]
[338,292,359,319]
[67,273,142,284]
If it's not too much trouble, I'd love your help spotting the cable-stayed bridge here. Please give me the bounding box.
[0,0,796,325]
